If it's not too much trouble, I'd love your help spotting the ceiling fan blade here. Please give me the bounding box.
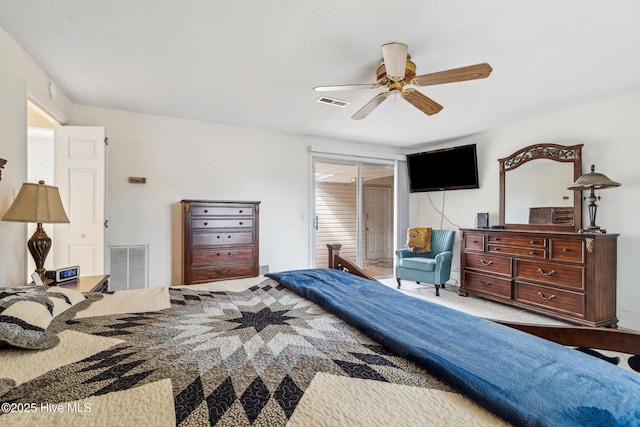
[401,89,443,116]
[351,92,390,120]
[314,83,380,92]
[411,63,493,87]
[382,42,408,79]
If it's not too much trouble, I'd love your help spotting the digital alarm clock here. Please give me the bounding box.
[45,266,80,283]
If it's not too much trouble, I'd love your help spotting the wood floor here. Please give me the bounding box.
[362,258,393,277]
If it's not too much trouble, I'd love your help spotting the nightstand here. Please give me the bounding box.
[56,275,110,293]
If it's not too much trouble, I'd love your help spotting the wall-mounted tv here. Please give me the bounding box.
[406,144,479,192]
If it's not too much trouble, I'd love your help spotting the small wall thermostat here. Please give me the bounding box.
[45,266,80,283]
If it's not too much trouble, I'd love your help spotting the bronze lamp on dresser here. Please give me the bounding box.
[567,164,620,234]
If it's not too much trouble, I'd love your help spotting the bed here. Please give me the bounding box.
[1,245,639,426]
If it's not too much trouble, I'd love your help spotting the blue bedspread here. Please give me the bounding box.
[267,268,640,426]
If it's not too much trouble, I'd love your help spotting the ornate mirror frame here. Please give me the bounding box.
[499,143,583,232]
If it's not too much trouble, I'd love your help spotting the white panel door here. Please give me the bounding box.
[53,126,106,275]
[364,187,390,260]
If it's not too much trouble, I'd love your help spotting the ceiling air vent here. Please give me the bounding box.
[316,96,349,107]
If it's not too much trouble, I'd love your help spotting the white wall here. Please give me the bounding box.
[72,106,405,287]
[412,89,640,329]
[0,26,74,286]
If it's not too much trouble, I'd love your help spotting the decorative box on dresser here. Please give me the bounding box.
[182,200,260,285]
[459,228,618,327]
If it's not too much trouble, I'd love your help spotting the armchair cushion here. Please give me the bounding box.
[398,257,436,272]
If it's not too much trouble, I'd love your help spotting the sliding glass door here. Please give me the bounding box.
[313,159,394,277]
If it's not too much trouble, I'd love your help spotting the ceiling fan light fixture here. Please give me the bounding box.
[376,56,416,82]
[381,42,408,79]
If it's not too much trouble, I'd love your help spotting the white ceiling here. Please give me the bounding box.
[2,1,640,149]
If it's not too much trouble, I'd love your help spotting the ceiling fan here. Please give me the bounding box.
[314,42,492,120]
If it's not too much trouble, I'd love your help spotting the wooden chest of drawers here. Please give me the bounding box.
[460,228,618,327]
[182,200,260,284]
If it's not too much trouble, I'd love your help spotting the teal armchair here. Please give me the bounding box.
[395,229,456,296]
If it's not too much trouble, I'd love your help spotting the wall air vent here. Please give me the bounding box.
[109,245,148,290]
[316,97,350,107]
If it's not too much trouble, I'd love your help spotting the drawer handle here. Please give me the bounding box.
[228,252,231,256]
[537,291,556,301]
[479,259,493,266]
[217,235,221,239]
[204,209,209,213]
[239,209,243,213]
[228,235,232,239]
[216,268,232,275]
[493,247,501,251]
[471,240,478,244]
[530,240,536,244]
[480,281,492,287]
[529,251,536,255]
[239,222,243,225]
[537,268,556,276]
[562,248,569,252]
[204,222,208,226]
[494,238,501,241]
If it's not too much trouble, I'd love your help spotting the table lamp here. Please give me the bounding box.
[2,180,70,284]
[567,165,620,233]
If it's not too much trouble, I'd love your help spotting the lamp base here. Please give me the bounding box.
[27,223,54,285]
[579,226,607,234]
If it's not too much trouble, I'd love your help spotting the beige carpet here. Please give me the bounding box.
[383,278,565,325]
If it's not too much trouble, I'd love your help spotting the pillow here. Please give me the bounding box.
[0,285,89,350]
[407,227,432,253]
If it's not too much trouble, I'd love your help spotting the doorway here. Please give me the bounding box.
[313,160,394,277]
[26,101,107,279]
[26,102,56,277]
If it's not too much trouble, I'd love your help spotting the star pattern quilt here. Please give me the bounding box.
[0,277,504,426]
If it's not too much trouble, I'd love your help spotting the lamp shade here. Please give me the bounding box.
[567,165,621,190]
[2,181,69,224]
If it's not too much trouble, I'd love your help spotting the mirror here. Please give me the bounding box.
[499,143,583,232]
[504,161,575,224]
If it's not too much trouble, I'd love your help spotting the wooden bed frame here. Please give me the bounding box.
[326,244,640,357]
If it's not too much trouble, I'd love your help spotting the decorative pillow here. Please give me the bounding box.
[0,285,89,350]
[407,227,432,253]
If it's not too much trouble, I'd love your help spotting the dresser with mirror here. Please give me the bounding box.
[460,143,618,327]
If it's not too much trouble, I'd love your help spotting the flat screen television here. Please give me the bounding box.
[406,144,479,192]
